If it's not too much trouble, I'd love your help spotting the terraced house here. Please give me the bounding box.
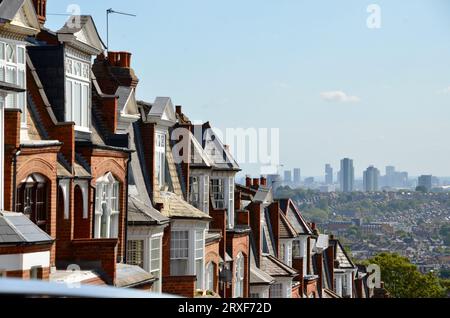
[0,0,383,299]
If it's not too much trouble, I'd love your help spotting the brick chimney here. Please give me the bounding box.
[252,178,260,188]
[93,51,139,95]
[260,176,267,187]
[245,175,252,188]
[32,0,47,25]
[176,105,182,115]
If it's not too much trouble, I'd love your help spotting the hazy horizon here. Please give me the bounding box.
[46,0,450,177]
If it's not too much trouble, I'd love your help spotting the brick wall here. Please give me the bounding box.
[72,238,118,285]
[205,241,221,294]
[162,276,197,298]
[227,233,250,298]
[3,109,21,211]
[248,202,262,266]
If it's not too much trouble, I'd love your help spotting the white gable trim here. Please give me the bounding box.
[5,0,40,36]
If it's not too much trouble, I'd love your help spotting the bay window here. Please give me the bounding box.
[203,175,209,212]
[94,172,120,239]
[170,231,189,276]
[16,174,49,232]
[269,283,283,298]
[65,55,90,130]
[195,230,204,289]
[127,240,144,268]
[234,253,245,298]
[155,132,166,189]
[170,228,205,289]
[280,241,293,267]
[150,236,162,292]
[211,178,225,209]
[0,41,26,126]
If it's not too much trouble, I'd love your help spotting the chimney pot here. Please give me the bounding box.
[245,176,252,188]
[176,105,182,115]
[311,222,316,230]
[260,176,267,186]
[253,178,260,188]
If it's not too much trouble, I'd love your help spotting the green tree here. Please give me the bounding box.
[366,253,445,298]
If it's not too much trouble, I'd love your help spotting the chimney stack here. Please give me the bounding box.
[245,176,252,188]
[32,0,47,26]
[260,176,267,187]
[108,52,132,68]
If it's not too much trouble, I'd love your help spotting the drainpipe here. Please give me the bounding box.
[12,149,21,211]
[123,151,131,264]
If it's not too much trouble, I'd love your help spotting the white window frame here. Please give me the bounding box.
[269,283,283,298]
[155,131,166,189]
[65,54,91,132]
[189,176,200,208]
[205,262,215,291]
[211,178,225,209]
[280,240,293,267]
[170,228,205,289]
[234,253,245,298]
[150,235,163,293]
[0,41,27,127]
[127,240,144,268]
[203,175,209,213]
[94,172,120,239]
[170,230,189,276]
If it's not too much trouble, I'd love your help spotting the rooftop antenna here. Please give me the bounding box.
[106,8,136,52]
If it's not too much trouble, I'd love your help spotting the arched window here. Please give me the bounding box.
[94,172,120,239]
[234,253,245,298]
[16,173,49,232]
[205,262,215,292]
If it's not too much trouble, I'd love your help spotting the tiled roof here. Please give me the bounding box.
[279,199,313,235]
[0,0,24,21]
[128,195,169,226]
[279,212,299,239]
[160,192,211,220]
[0,212,53,244]
[205,230,222,244]
[250,264,275,285]
[331,240,355,269]
[260,254,297,277]
[115,263,155,288]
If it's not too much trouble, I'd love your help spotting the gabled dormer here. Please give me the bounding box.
[0,0,40,138]
[29,15,105,139]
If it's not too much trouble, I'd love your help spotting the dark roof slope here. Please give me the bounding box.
[0,212,53,245]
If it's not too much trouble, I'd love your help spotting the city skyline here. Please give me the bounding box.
[44,0,450,177]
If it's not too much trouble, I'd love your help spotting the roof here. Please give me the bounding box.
[0,212,53,245]
[159,192,211,220]
[0,0,25,21]
[205,230,222,244]
[57,15,105,53]
[144,97,177,124]
[192,123,240,171]
[128,195,169,226]
[0,81,25,93]
[115,264,155,288]
[331,239,356,269]
[279,199,313,235]
[279,212,299,239]
[260,254,297,277]
[250,264,275,285]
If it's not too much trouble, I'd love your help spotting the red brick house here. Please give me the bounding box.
[1,0,152,289]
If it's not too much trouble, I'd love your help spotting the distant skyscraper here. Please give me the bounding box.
[418,175,433,191]
[340,158,354,193]
[363,166,380,192]
[325,164,333,185]
[385,166,396,187]
[284,170,292,184]
[293,168,301,185]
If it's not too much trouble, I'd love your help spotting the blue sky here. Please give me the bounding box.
[46,0,450,177]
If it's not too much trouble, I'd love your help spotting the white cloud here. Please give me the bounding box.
[437,86,450,95]
[320,91,361,103]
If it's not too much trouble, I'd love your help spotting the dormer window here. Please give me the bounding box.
[0,41,27,127]
[155,132,166,189]
[65,54,91,131]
